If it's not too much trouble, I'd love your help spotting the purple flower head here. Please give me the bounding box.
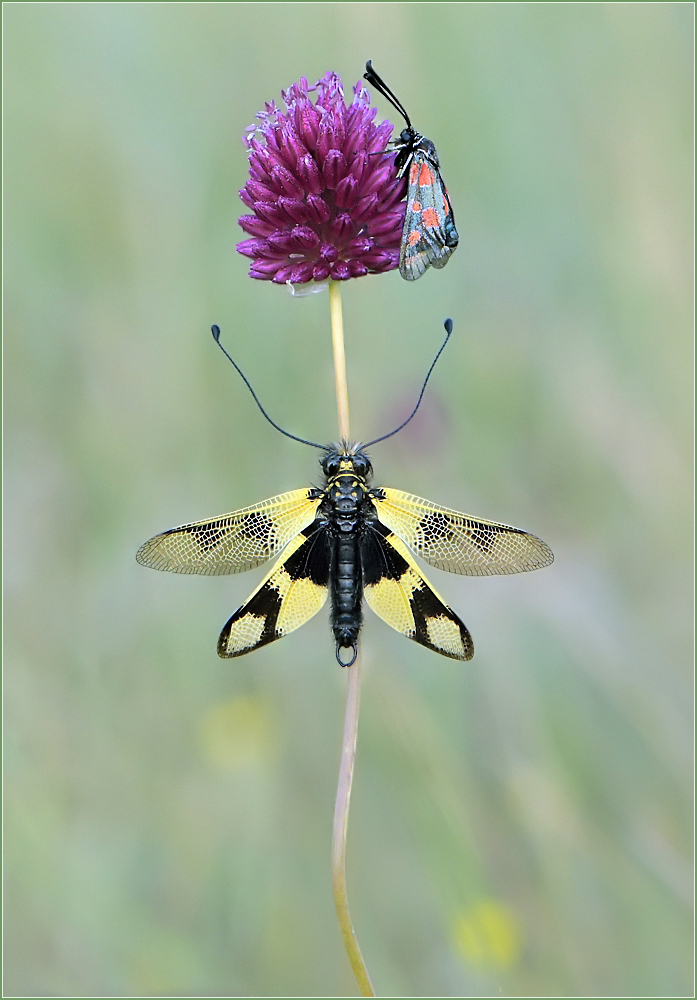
[237,72,407,284]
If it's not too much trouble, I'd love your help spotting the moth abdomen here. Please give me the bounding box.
[330,531,363,666]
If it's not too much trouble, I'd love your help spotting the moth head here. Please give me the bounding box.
[321,444,373,480]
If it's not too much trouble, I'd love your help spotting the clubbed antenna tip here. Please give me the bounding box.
[363,60,412,129]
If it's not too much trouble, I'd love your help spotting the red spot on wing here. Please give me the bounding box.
[410,200,421,212]
[407,229,421,247]
[422,207,439,228]
[409,162,419,184]
[418,163,434,186]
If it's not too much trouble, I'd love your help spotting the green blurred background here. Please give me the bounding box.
[4,4,693,997]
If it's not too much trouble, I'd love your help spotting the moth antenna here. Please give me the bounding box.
[211,325,326,451]
[363,319,453,448]
[364,60,412,129]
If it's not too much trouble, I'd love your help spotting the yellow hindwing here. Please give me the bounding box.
[362,528,473,660]
[218,523,330,657]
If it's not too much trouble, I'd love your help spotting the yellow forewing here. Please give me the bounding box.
[373,489,553,577]
[136,489,320,576]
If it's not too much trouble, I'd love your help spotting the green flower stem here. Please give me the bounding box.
[328,280,376,997]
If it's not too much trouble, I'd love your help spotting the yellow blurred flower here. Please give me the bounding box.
[451,898,521,969]
[199,695,275,769]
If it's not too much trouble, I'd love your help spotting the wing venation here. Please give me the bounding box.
[136,489,320,575]
[374,489,553,576]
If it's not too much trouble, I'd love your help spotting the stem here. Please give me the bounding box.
[329,280,350,441]
[332,653,374,996]
[328,280,375,996]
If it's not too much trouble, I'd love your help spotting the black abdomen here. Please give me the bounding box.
[330,532,362,665]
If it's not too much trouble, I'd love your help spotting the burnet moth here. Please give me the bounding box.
[364,60,459,281]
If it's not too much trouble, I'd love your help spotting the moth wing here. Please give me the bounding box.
[136,488,320,575]
[218,521,330,657]
[374,489,554,577]
[399,220,430,281]
[429,184,458,270]
[361,524,473,660]
[399,155,457,280]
